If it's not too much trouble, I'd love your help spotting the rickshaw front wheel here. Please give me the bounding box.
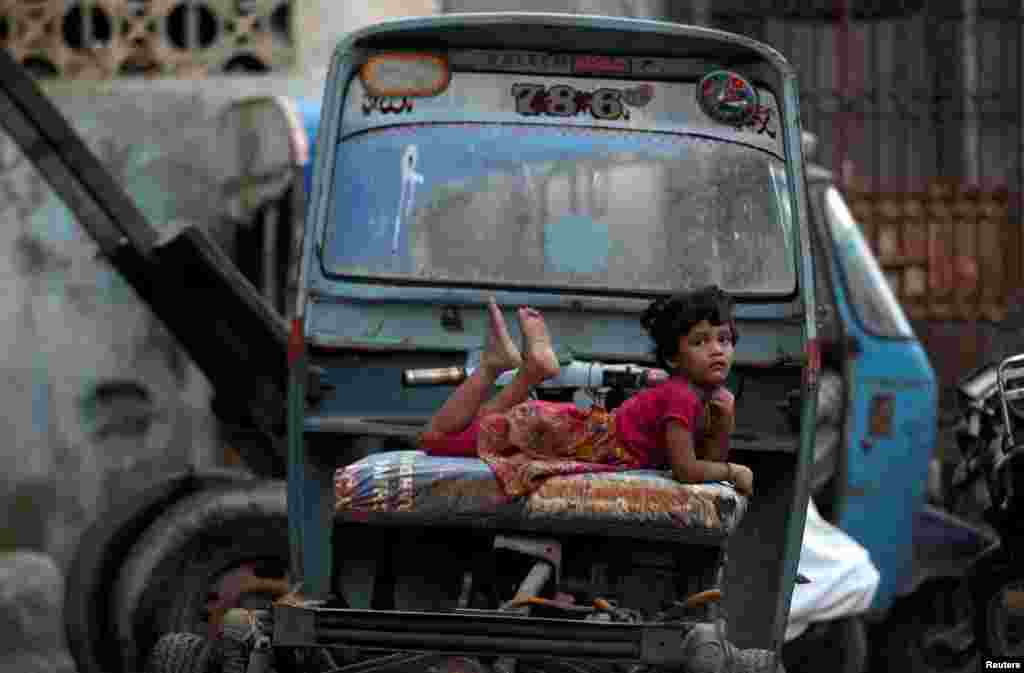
[145,633,215,673]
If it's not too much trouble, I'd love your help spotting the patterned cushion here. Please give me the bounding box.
[334,451,746,544]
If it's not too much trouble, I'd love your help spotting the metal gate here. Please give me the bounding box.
[700,1,1024,323]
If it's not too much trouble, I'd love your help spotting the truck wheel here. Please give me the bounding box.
[112,481,288,673]
[783,618,865,673]
[64,469,251,673]
[145,633,215,673]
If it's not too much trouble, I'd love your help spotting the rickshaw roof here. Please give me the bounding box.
[332,12,797,79]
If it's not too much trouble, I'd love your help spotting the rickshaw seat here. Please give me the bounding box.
[333,451,747,545]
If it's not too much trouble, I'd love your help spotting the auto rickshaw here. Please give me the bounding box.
[0,12,819,673]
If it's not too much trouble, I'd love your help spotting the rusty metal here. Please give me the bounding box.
[680,589,723,610]
[272,604,693,667]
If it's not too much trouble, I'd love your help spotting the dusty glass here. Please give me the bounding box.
[324,124,796,295]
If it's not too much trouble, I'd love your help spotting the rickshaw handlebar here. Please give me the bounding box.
[402,361,669,389]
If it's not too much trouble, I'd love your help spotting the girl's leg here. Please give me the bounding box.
[480,307,561,416]
[425,299,521,435]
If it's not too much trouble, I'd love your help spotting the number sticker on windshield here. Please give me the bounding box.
[511,83,654,121]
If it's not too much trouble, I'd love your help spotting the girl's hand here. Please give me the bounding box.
[730,463,754,496]
[706,389,735,437]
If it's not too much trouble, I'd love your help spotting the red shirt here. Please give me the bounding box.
[613,376,709,469]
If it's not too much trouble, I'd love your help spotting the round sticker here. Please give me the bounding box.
[697,70,758,126]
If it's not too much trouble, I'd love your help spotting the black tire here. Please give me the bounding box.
[782,618,865,673]
[872,578,977,673]
[733,647,786,673]
[64,469,251,673]
[146,632,215,673]
[970,553,1024,658]
[112,480,289,673]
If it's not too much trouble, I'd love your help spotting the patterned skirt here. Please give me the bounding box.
[418,400,644,496]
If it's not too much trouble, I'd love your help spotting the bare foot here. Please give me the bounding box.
[480,298,522,375]
[518,306,560,384]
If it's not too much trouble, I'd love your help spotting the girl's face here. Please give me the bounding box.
[673,320,735,386]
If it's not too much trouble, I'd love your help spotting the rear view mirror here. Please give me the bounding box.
[217,96,308,223]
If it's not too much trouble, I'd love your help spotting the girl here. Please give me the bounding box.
[417,286,754,498]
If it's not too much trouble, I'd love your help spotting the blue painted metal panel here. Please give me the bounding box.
[837,339,936,612]
[818,186,938,613]
[304,299,805,363]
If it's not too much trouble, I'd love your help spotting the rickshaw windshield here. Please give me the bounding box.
[323,123,795,295]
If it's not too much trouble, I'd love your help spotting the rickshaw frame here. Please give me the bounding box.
[280,11,819,664]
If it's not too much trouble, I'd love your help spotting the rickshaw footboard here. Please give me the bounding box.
[273,604,698,666]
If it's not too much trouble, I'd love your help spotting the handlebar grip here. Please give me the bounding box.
[643,369,670,386]
[600,366,669,388]
[402,366,468,387]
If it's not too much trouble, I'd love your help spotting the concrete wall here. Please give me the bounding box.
[301,0,440,77]
[0,91,223,565]
[0,0,436,568]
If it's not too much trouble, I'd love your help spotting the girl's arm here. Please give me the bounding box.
[702,431,730,463]
[702,390,734,462]
[666,419,735,484]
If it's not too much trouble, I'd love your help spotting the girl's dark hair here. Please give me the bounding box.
[640,285,738,371]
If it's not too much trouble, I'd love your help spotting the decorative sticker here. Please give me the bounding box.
[393,145,423,254]
[697,70,777,138]
[697,70,757,124]
[363,95,415,116]
[453,50,573,74]
[746,104,777,139]
[511,83,655,121]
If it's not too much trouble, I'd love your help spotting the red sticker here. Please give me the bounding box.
[573,54,630,75]
[803,338,821,388]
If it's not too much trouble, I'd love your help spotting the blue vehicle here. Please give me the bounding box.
[788,153,994,673]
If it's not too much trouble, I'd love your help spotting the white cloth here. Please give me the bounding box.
[785,499,881,642]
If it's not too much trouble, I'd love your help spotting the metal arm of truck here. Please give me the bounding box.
[0,48,289,478]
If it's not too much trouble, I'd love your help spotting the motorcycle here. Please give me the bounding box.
[948,353,1024,658]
